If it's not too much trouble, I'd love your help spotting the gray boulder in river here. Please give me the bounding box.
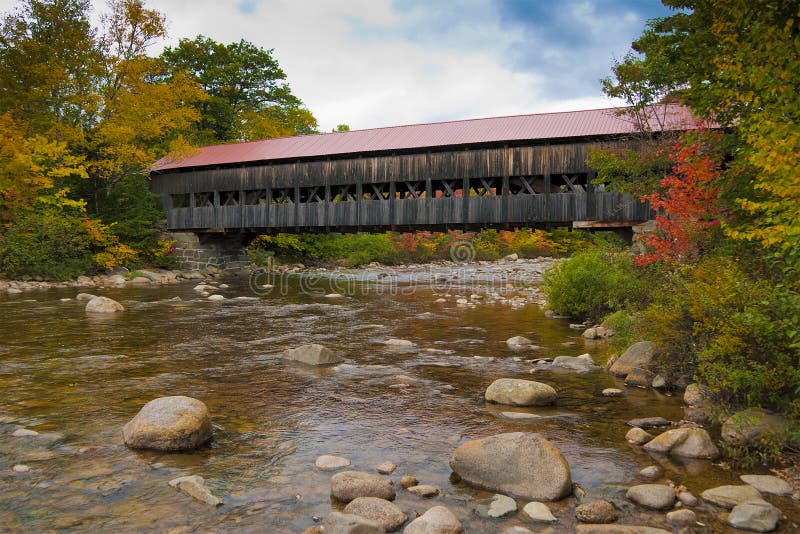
[122,396,212,451]
[485,379,557,406]
[403,505,463,534]
[450,432,572,501]
[608,341,656,377]
[282,343,344,366]
[330,471,396,502]
[85,296,124,313]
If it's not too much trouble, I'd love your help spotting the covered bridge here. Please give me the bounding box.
[149,105,693,234]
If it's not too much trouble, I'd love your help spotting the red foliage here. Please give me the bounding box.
[636,132,723,266]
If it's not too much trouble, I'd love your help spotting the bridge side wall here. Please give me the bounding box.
[170,232,250,271]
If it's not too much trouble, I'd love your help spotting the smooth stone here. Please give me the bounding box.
[207,294,225,301]
[551,354,599,373]
[643,427,720,459]
[576,527,670,534]
[407,485,439,498]
[485,379,557,406]
[627,417,670,429]
[85,296,124,313]
[449,432,572,501]
[324,293,344,298]
[701,485,763,510]
[624,367,655,388]
[501,528,534,534]
[740,475,793,496]
[283,344,344,366]
[344,497,407,532]
[315,455,351,472]
[666,509,697,527]
[122,396,212,451]
[384,338,416,347]
[625,484,676,510]
[499,412,544,421]
[75,293,97,301]
[683,383,710,407]
[575,500,619,524]
[506,336,533,349]
[12,428,39,437]
[403,506,463,534]
[487,494,517,518]
[722,408,789,446]
[651,375,666,389]
[12,464,31,473]
[168,475,222,506]
[331,471,396,502]
[728,499,782,532]
[639,465,663,479]
[377,461,397,474]
[602,388,624,397]
[522,501,558,523]
[324,511,383,534]
[399,475,419,489]
[678,491,698,506]
[609,341,656,377]
[626,427,654,445]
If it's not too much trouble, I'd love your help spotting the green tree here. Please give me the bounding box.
[161,35,317,143]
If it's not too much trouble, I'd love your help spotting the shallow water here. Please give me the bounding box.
[0,268,797,533]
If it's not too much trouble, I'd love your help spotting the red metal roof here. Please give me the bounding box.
[151,104,697,172]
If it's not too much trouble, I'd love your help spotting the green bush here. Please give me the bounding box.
[542,249,640,321]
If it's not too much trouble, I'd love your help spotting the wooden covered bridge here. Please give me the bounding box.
[149,105,692,234]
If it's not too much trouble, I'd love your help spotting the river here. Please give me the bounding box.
[0,262,797,532]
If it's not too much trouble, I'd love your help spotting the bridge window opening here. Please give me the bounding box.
[469,177,500,197]
[194,192,214,207]
[431,179,462,198]
[272,187,294,204]
[363,182,390,201]
[398,181,425,200]
[244,189,267,205]
[509,175,544,195]
[299,186,325,203]
[171,193,190,208]
[331,184,356,202]
[554,173,588,194]
[220,191,239,206]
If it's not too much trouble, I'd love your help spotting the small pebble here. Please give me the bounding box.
[400,475,418,488]
[12,464,30,473]
[376,461,397,474]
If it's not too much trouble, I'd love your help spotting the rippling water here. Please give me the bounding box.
[0,270,797,533]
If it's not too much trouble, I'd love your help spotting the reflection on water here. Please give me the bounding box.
[0,274,797,533]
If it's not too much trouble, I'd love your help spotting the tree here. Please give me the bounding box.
[333,124,350,132]
[161,35,317,143]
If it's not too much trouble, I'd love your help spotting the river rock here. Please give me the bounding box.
[740,475,793,496]
[701,485,763,509]
[122,396,212,451]
[551,354,599,373]
[283,344,343,366]
[576,527,670,534]
[627,417,670,429]
[331,471,396,502]
[168,475,222,506]
[678,491,698,506]
[85,296,124,313]
[575,500,618,523]
[609,341,656,377]
[487,494,517,518]
[727,499,782,532]
[626,427,654,445]
[484,379,556,406]
[449,432,572,501]
[506,336,533,349]
[639,465,662,479]
[344,497,407,532]
[501,528,534,534]
[323,511,383,534]
[407,484,439,498]
[643,427,719,459]
[384,338,416,347]
[315,455,351,472]
[399,475,418,488]
[721,408,788,446]
[683,383,709,407]
[76,292,97,301]
[403,505,463,534]
[12,428,39,437]
[625,484,676,510]
[624,368,655,388]
[666,509,696,528]
[377,461,397,474]
[651,375,666,389]
[522,501,557,522]
[602,388,624,397]
[207,294,225,301]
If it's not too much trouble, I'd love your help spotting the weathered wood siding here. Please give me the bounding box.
[150,138,653,231]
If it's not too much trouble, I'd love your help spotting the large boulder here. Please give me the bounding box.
[727,499,782,532]
[85,296,124,313]
[449,432,572,501]
[282,344,343,366]
[344,497,407,532]
[624,368,655,388]
[625,484,676,510]
[740,475,793,496]
[122,396,212,451]
[403,506,463,534]
[324,511,383,534]
[609,341,657,377]
[701,485,762,509]
[484,379,557,406]
[331,471,396,502]
[642,427,719,459]
[721,408,788,446]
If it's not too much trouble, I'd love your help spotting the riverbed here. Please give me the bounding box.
[0,262,797,532]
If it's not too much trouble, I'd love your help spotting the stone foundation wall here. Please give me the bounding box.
[168,232,250,271]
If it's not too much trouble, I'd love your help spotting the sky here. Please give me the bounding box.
[1,0,675,132]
